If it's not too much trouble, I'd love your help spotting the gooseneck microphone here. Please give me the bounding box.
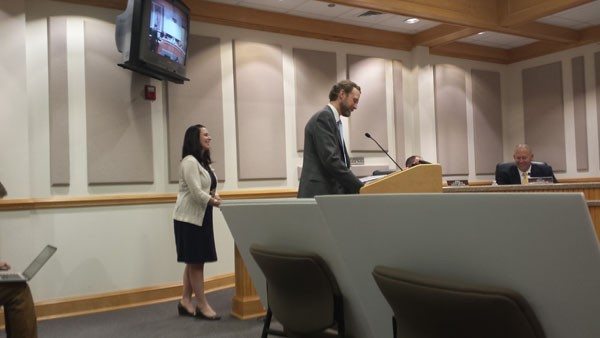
[364,132,403,171]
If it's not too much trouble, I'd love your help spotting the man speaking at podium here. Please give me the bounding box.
[298,80,364,198]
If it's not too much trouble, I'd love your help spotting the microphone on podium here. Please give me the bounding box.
[364,132,403,171]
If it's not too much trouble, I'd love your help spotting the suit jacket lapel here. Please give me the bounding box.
[530,164,539,177]
[324,106,348,167]
[510,165,520,184]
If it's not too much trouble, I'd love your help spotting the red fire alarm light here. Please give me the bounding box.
[144,85,156,101]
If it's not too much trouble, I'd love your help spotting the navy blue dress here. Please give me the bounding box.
[174,167,218,264]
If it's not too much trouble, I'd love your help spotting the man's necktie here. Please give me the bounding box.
[522,171,529,184]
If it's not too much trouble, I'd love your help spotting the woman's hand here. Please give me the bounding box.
[210,196,222,208]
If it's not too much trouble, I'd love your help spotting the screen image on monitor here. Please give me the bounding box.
[148,0,187,66]
[116,0,190,84]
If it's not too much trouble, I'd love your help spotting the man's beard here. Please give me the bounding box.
[340,102,351,117]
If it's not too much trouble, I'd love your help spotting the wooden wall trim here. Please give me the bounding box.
[0,273,234,327]
[5,180,600,211]
[0,188,297,211]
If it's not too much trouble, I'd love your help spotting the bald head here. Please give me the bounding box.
[513,144,533,172]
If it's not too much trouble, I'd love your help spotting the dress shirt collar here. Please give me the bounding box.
[328,103,342,123]
[518,166,531,176]
[518,166,531,184]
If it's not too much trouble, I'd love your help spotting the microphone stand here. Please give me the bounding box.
[364,133,403,171]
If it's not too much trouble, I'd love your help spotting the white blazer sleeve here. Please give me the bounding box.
[181,158,212,207]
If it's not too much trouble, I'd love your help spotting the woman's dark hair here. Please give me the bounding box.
[182,124,212,168]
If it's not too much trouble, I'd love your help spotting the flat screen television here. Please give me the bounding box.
[116,0,190,84]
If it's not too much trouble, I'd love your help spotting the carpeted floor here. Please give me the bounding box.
[1,288,282,338]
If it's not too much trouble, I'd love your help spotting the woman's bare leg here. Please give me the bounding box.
[188,263,217,317]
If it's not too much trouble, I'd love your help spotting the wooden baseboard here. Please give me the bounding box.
[0,273,234,327]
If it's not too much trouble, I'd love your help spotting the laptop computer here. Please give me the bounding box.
[0,245,57,283]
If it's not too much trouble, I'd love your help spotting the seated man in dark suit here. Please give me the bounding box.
[495,144,557,185]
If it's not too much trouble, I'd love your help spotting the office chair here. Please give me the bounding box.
[249,244,345,338]
[372,266,545,338]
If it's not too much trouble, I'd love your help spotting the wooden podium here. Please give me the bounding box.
[360,164,443,194]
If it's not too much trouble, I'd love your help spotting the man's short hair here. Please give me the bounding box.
[329,80,361,101]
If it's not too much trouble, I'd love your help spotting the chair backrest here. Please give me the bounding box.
[372,266,546,338]
[250,244,342,335]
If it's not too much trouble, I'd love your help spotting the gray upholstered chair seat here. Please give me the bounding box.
[372,266,545,338]
[250,244,345,338]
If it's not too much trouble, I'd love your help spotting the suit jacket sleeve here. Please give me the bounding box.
[495,163,511,185]
[312,112,363,193]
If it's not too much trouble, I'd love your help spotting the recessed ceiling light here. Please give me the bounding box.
[478,32,485,35]
[404,18,420,24]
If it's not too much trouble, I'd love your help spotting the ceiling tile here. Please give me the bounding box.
[537,0,600,29]
[292,1,355,18]
[235,2,286,12]
[538,16,588,29]
[459,31,536,49]
[337,7,394,25]
[239,0,309,11]
[374,15,439,33]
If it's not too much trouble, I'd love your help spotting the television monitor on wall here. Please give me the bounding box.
[116,0,190,84]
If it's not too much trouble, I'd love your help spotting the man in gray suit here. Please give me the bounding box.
[298,80,364,198]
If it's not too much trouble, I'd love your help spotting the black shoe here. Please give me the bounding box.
[195,307,221,321]
[177,303,194,317]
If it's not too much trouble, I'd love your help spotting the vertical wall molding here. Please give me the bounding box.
[572,56,589,171]
[392,60,405,165]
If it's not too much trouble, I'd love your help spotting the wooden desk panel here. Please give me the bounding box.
[444,183,600,240]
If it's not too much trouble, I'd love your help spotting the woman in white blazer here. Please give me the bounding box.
[173,124,222,320]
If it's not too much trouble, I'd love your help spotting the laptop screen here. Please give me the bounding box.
[22,245,57,279]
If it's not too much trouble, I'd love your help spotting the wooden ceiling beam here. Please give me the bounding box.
[323,0,498,29]
[505,22,579,43]
[509,24,600,62]
[508,40,568,62]
[413,24,481,47]
[186,1,413,50]
[499,0,593,27]
[580,24,600,43]
[430,42,511,64]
